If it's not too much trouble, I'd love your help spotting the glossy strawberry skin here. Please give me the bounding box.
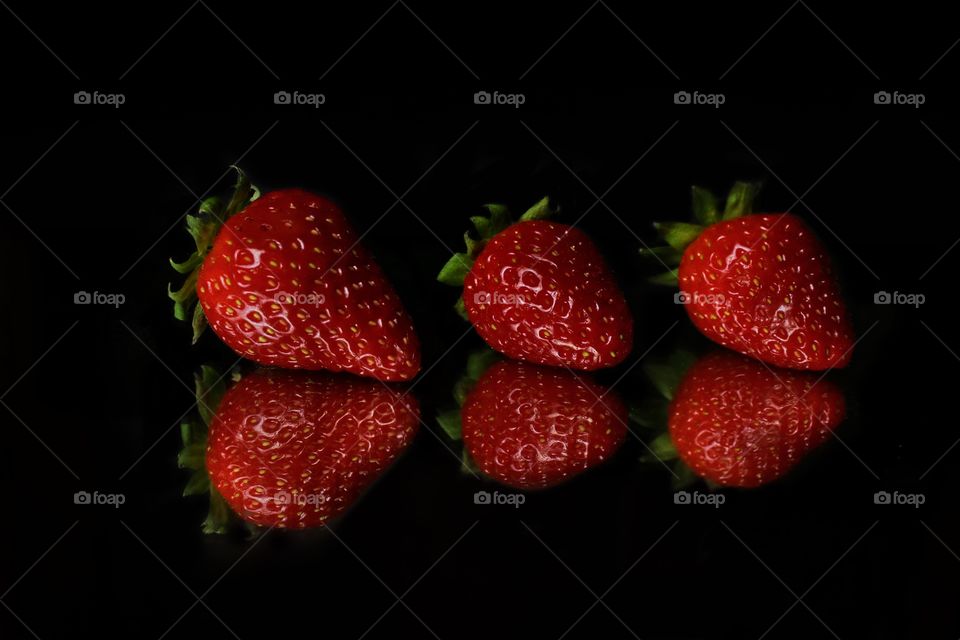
[463,220,633,370]
[669,350,845,488]
[197,189,420,381]
[206,369,419,529]
[677,213,853,370]
[461,360,628,489]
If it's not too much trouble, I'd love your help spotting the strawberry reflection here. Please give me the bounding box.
[668,350,845,488]
[181,367,418,532]
[443,355,628,490]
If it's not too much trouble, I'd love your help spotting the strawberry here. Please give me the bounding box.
[181,367,419,531]
[438,198,633,370]
[170,169,420,381]
[667,349,845,487]
[646,182,854,370]
[439,355,628,490]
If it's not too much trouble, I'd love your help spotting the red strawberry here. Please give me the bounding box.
[648,183,854,370]
[458,359,628,489]
[668,350,845,487]
[170,170,420,381]
[203,368,419,529]
[438,198,633,370]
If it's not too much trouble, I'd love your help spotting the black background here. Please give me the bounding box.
[2,2,959,638]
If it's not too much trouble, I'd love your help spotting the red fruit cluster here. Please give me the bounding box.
[171,170,424,532]
[174,175,856,528]
[436,199,633,490]
[642,184,854,487]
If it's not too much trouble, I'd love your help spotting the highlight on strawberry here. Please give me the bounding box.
[179,365,420,533]
[169,168,421,382]
[437,350,628,490]
[637,348,846,488]
[644,182,854,370]
[438,198,633,370]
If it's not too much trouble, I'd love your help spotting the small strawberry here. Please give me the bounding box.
[169,169,420,381]
[646,183,854,370]
[439,355,628,490]
[438,198,633,370]
[182,366,419,531]
[666,349,845,488]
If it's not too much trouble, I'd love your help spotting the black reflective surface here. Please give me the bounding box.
[3,5,960,638]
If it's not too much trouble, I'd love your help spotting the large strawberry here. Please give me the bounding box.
[438,354,628,489]
[438,198,633,370]
[180,366,420,531]
[656,349,846,488]
[169,169,420,381]
[646,183,854,370]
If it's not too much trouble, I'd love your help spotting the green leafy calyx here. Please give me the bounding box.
[644,181,761,285]
[437,197,556,318]
[169,167,260,344]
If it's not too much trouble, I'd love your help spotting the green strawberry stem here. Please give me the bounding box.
[643,181,761,284]
[437,197,556,319]
[178,364,239,534]
[169,167,260,343]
